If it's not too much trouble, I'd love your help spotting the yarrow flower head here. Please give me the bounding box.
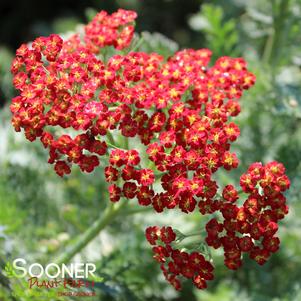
[10,9,290,291]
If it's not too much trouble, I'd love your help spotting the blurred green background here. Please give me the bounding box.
[0,0,301,300]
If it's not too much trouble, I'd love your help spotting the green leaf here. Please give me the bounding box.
[4,262,16,278]
[90,275,104,283]
[189,4,239,57]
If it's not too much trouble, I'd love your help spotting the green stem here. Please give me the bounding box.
[106,141,124,150]
[129,35,145,53]
[123,206,152,215]
[55,201,125,265]
[106,131,116,146]
[184,231,202,237]
[262,0,290,65]
[272,0,290,63]
[124,136,129,150]
[175,240,204,250]
[262,30,275,64]
[106,132,129,151]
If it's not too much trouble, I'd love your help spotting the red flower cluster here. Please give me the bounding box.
[204,162,290,269]
[145,226,214,290]
[10,9,290,291]
[105,149,155,202]
[84,9,137,52]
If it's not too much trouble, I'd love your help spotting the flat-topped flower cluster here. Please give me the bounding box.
[10,9,290,291]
